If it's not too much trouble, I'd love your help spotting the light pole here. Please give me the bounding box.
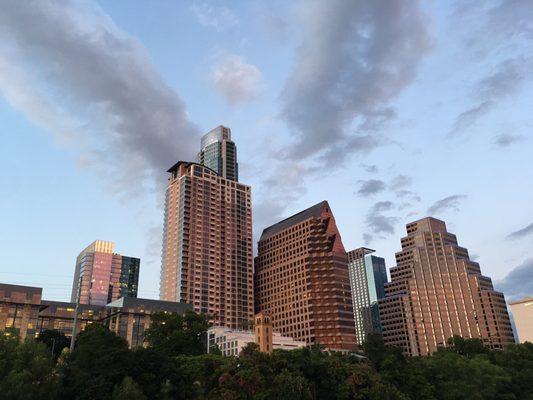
[69,278,82,352]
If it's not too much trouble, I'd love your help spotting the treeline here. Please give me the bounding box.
[0,312,532,399]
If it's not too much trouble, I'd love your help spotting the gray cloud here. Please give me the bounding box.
[390,174,412,190]
[281,0,431,165]
[495,258,533,302]
[0,0,198,195]
[493,133,526,148]
[356,179,386,197]
[210,54,263,106]
[506,222,533,240]
[427,195,467,215]
[364,201,399,243]
[361,164,379,173]
[395,190,421,202]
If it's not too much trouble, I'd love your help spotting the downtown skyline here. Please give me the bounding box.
[0,0,532,303]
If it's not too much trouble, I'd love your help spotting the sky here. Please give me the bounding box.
[0,0,532,303]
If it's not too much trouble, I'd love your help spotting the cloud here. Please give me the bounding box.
[506,222,533,240]
[427,195,467,215]
[0,0,198,195]
[210,55,263,106]
[492,133,526,148]
[361,164,378,173]
[390,174,412,190]
[495,258,533,302]
[364,201,399,243]
[281,0,431,165]
[395,190,421,202]
[356,179,386,197]
[450,101,493,136]
[191,2,238,30]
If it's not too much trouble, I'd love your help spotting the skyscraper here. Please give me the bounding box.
[378,217,514,356]
[160,126,253,329]
[347,247,388,345]
[71,240,140,306]
[197,125,238,181]
[254,201,356,351]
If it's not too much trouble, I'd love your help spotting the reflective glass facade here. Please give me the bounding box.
[197,125,238,181]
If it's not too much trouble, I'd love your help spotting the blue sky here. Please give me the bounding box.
[0,0,531,302]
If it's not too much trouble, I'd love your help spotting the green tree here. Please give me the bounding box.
[269,369,312,400]
[60,324,131,400]
[112,376,146,400]
[144,311,208,356]
[37,329,70,360]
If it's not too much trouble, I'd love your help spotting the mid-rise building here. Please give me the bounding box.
[71,240,140,306]
[509,297,533,343]
[254,201,356,351]
[207,325,305,357]
[160,126,253,329]
[347,247,388,345]
[197,125,238,181]
[378,217,515,356]
[1,282,191,348]
[0,283,42,340]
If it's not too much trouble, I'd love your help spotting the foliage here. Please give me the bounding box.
[1,323,532,400]
[36,329,70,360]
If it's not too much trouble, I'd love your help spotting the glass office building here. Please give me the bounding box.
[347,248,388,346]
[197,125,238,181]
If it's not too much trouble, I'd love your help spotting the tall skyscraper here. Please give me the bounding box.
[71,240,140,306]
[378,217,514,356]
[254,201,356,351]
[347,247,388,345]
[509,297,533,343]
[197,125,238,181]
[160,126,253,329]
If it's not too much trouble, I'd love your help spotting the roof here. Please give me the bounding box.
[106,297,193,313]
[509,297,533,306]
[260,201,328,241]
[166,160,218,176]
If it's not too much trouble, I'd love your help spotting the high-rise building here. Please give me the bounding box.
[71,240,140,306]
[160,128,253,329]
[197,125,238,181]
[378,217,514,356]
[509,297,533,343]
[347,247,388,345]
[254,201,356,351]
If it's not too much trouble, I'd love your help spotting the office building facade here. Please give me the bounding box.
[347,247,388,345]
[509,297,533,343]
[197,125,238,181]
[378,217,515,356]
[160,128,253,329]
[71,240,140,306]
[254,201,356,351]
[0,283,42,340]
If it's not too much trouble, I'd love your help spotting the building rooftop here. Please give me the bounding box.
[509,297,533,305]
[260,201,328,241]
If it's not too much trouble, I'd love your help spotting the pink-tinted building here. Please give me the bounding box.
[71,240,140,306]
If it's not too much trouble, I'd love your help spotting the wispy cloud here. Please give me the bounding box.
[0,0,198,196]
[427,195,467,215]
[506,222,533,240]
[210,54,263,106]
[492,133,526,148]
[364,200,399,244]
[191,2,238,30]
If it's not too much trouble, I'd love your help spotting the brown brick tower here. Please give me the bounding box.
[159,160,254,329]
[254,201,356,351]
[378,217,514,356]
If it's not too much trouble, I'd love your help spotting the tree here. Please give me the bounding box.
[269,369,312,400]
[36,329,70,360]
[144,311,208,356]
[112,376,146,400]
[446,336,489,357]
[60,324,131,400]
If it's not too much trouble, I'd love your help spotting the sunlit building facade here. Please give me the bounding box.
[160,158,253,328]
[509,297,533,343]
[254,201,356,351]
[71,240,140,306]
[197,125,238,181]
[378,217,515,356]
[0,283,42,340]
